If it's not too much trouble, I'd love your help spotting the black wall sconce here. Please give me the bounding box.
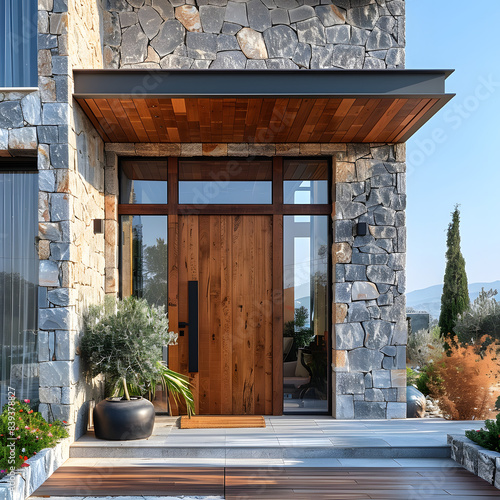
[356,222,368,236]
[94,219,104,234]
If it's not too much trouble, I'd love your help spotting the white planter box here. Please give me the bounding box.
[0,438,70,500]
[448,434,500,488]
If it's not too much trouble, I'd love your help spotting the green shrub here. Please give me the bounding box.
[0,398,68,475]
[406,367,419,386]
[415,364,441,396]
[465,413,500,452]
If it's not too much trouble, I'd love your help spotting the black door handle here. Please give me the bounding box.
[178,321,189,328]
[188,281,198,373]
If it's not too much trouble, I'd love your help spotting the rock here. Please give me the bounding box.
[263,25,298,58]
[50,243,70,261]
[237,28,268,59]
[315,5,345,26]
[326,25,350,43]
[289,5,315,23]
[387,402,406,419]
[354,401,386,419]
[336,201,366,219]
[151,20,185,57]
[270,8,289,25]
[266,58,298,69]
[48,288,70,306]
[369,225,396,239]
[222,22,241,35]
[363,320,393,349]
[345,264,367,282]
[336,373,365,394]
[139,6,163,38]
[225,1,248,26]
[247,0,272,32]
[39,360,71,386]
[348,348,384,372]
[348,302,370,322]
[310,44,332,69]
[366,27,394,50]
[292,42,311,68]
[335,220,354,242]
[217,34,239,51]
[336,323,365,350]
[8,128,37,151]
[372,369,391,388]
[119,11,137,28]
[246,59,267,69]
[366,265,394,285]
[336,395,354,419]
[347,4,379,29]
[365,388,384,401]
[275,0,298,7]
[210,51,247,68]
[192,59,211,68]
[387,0,404,16]
[127,0,144,7]
[39,261,59,286]
[386,47,404,67]
[160,54,193,69]
[331,44,365,69]
[21,92,41,125]
[352,281,379,301]
[0,101,23,128]
[187,32,217,59]
[335,282,352,303]
[296,17,326,45]
[199,5,225,33]
[152,0,175,19]
[175,5,202,32]
[0,129,7,150]
[351,26,369,45]
[377,15,396,33]
[121,24,149,63]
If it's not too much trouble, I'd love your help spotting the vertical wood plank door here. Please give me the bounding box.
[177,214,274,415]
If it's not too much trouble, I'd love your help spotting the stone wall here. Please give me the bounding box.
[333,142,406,418]
[36,0,106,440]
[102,0,405,70]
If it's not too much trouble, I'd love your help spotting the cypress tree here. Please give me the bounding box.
[438,205,470,345]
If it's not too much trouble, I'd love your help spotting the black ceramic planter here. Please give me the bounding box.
[93,396,155,440]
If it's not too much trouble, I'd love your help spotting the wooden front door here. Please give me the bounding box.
[176,214,274,415]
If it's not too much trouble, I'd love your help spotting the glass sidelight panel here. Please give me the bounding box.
[120,216,168,308]
[283,215,329,413]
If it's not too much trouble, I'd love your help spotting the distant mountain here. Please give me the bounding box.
[406,281,500,319]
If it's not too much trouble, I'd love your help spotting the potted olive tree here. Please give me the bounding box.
[80,296,194,440]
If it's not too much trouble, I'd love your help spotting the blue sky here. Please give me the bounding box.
[405,0,500,292]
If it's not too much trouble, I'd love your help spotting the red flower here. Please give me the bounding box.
[20,463,30,468]
[63,421,67,424]
[19,409,23,412]
[23,399,30,403]
[49,424,52,427]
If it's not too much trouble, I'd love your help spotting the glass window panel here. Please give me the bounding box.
[0,170,39,411]
[284,159,329,204]
[179,160,272,181]
[120,160,168,204]
[0,0,37,87]
[283,215,329,413]
[179,180,272,204]
[120,215,168,308]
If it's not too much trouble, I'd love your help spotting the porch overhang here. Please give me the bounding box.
[73,69,454,144]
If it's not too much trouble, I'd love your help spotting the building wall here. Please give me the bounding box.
[102,0,405,70]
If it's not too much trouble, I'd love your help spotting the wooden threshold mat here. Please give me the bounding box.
[180,415,266,429]
[31,466,500,499]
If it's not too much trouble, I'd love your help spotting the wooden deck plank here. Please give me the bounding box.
[31,466,499,499]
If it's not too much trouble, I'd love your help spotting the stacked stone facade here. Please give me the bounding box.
[333,143,407,419]
[0,0,408,431]
[102,0,405,70]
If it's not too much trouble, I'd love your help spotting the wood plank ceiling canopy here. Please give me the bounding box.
[74,69,454,144]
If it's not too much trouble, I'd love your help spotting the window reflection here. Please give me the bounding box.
[0,170,39,410]
[120,216,168,308]
[283,215,329,413]
[284,159,329,204]
[120,160,168,204]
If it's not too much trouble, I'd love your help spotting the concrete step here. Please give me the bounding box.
[69,443,451,459]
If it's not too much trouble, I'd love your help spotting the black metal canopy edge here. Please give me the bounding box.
[73,69,454,100]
